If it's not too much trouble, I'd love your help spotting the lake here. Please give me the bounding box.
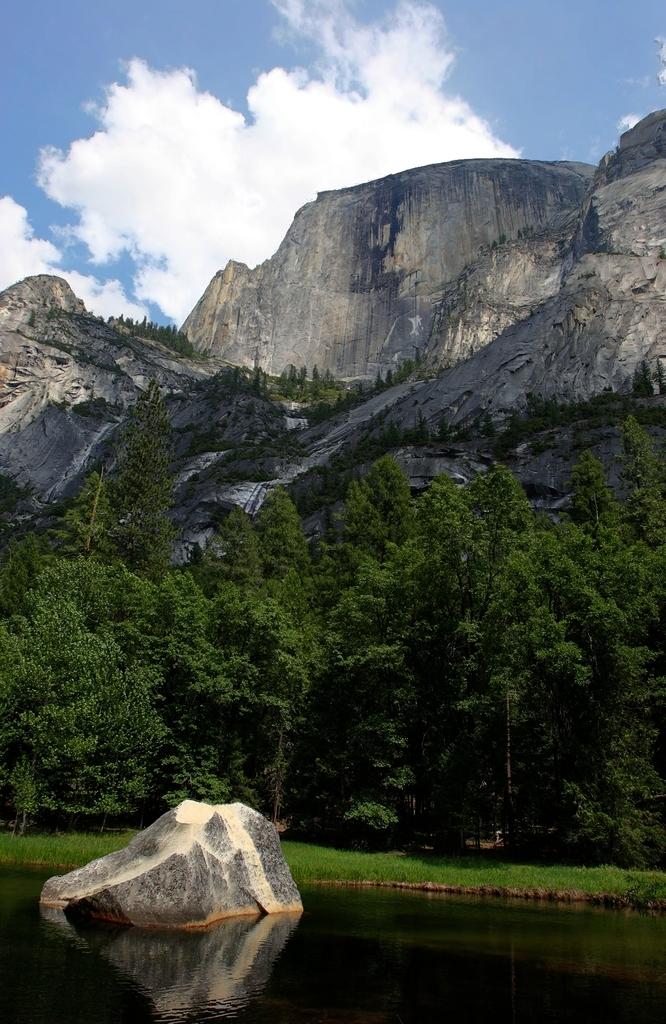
[1,867,664,1023]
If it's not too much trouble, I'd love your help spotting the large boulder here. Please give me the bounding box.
[40,800,303,928]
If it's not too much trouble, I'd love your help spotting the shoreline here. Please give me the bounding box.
[2,833,664,912]
[308,878,666,912]
[4,859,664,913]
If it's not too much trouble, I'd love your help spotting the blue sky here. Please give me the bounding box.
[2,0,665,322]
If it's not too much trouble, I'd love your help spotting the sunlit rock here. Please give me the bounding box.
[40,800,303,928]
[182,159,594,378]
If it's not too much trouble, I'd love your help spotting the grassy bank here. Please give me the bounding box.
[284,842,666,910]
[1,832,664,910]
[0,831,134,870]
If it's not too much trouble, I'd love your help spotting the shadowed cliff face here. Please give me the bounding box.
[182,159,594,378]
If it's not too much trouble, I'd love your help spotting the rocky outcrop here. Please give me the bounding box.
[0,275,223,502]
[183,160,594,378]
[40,799,303,928]
[393,111,666,430]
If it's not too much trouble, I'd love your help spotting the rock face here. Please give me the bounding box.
[183,159,594,378]
[40,800,303,928]
[380,109,666,431]
[2,110,666,545]
[0,275,224,503]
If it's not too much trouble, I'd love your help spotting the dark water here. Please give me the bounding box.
[1,868,664,1023]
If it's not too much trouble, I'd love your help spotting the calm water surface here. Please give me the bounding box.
[1,867,664,1023]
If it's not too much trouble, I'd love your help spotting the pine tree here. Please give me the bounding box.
[255,487,310,579]
[631,359,654,397]
[480,413,496,438]
[437,416,452,442]
[0,534,52,618]
[60,470,115,559]
[621,416,666,546]
[112,380,175,577]
[568,450,618,533]
[343,455,413,561]
[198,507,263,593]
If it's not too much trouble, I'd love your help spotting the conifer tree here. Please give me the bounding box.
[197,507,263,593]
[656,360,666,395]
[255,487,309,579]
[343,455,413,561]
[112,380,175,577]
[631,359,654,397]
[621,416,666,546]
[60,470,115,559]
[568,450,618,533]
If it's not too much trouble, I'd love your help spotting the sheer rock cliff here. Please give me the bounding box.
[1,110,665,549]
[182,160,594,378]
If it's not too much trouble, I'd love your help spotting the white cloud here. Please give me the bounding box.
[0,195,147,320]
[658,37,666,85]
[59,270,148,321]
[36,0,517,324]
[0,195,62,284]
[616,113,642,133]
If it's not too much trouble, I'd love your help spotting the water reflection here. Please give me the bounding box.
[40,907,301,1021]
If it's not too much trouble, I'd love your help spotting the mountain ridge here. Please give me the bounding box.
[1,109,665,555]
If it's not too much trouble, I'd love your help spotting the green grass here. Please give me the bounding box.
[0,831,135,869]
[1,832,664,909]
[283,842,666,908]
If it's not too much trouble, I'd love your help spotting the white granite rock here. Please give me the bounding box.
[40,800,303,929]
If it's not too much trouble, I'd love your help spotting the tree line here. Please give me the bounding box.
[0,383,664,866]
[111,315,196,358]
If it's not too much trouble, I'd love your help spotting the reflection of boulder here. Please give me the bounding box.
[40,800,303,927]
[41,905,300,1017]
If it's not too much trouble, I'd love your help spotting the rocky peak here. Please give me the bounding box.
[573,108,666,261]
[596,108,666,185]
[0,274,86,333]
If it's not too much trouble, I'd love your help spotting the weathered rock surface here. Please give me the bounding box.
[183,159,594,378]
[377,112,666,432]
[2,111,666,548]
[40,800,303,928]
[0,275,232,505]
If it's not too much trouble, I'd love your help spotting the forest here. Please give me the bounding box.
[0,381,664,868]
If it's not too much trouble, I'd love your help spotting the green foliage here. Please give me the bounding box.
[195,507,263,594]
[344,800,399,836]
[112,380,175,577]
[255,486,310,579]
[632,359,655,397]
[114,315,196,357]
[58,471,115,559]
[0,560,165,822]
[656,360,666,395]
[568,450,619,534]
[0,443,663,868]
[621,415,666,546]
[491,390,666,458]
[0,474,24,516]
[343,455,413,561]
[0,534,53,618]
